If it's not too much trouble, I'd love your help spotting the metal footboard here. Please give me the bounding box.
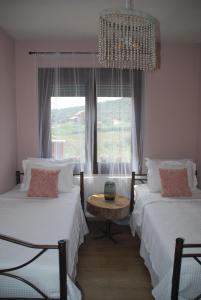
[171,237,201,300]
[0,234,68,300]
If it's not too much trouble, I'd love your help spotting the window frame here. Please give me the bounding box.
[39,67,142,174]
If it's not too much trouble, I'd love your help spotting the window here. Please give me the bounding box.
[38,68,142,174]
[97,96,132,165]
[51,96,85,163]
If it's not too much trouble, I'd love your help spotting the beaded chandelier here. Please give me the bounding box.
[98,8,160,71]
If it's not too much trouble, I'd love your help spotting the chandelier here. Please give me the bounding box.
[98,5,160,71]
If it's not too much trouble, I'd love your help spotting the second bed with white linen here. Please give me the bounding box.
[130,183,201,300]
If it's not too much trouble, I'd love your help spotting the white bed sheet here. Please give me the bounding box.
[130,184,201,300]
[0,186,88,299]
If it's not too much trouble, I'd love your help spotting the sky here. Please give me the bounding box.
[51,96,123,109]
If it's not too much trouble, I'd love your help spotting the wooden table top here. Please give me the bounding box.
[87,194,130,220]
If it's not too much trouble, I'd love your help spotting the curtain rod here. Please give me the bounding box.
[29,51,98,55]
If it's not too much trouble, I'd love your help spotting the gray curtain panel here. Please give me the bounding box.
[38,68,55,158]
[132,70,143,173]
[95,68,143,173]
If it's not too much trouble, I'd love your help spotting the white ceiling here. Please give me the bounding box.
[0,0,201,42]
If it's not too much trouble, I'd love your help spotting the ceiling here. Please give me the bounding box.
[0,0,201,42]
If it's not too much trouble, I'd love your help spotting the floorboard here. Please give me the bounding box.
[76,220,154,300]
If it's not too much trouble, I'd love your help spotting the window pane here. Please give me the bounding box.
[51,97,85,163]
[97,97,132,164]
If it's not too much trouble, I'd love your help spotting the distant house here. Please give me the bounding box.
[52,139,65,159]
[113,119,121,125]
[69,110,85,123]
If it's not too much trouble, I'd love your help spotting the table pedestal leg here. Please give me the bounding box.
[94,220,120,244]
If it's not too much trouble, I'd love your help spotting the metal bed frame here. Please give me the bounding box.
[130,171,147,212]
[0,171,84,300]
[171,238,201,300]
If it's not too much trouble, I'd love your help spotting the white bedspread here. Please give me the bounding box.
[130,184,201,236]
[130,184,201,300]
[0,186,88,299]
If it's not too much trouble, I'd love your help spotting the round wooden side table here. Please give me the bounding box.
[87,194,130,243]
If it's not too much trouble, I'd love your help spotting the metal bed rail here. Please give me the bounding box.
[0,234,67,300]
[171,237,201,300]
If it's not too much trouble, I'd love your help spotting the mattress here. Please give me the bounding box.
[0,186,88,299]
[130,184,201,300]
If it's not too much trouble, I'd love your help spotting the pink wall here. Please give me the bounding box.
[143,44,201,160]
[0,29,17,192]
[15,40,201,181]
[196,48,201,185]
[143,44,201,183]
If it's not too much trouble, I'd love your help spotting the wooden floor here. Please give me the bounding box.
[76,220,154,300]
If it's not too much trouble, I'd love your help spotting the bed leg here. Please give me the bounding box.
[16,170,21,184]
[58,240,67,300]
[171,238,184,300]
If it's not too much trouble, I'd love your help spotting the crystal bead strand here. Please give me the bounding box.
[98,8,160,71]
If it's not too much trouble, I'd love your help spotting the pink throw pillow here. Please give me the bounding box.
[159,168,192,197]
[27,168,60,198]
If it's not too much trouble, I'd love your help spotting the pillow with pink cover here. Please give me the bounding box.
[27,168,60,198]
[159,168,192,197]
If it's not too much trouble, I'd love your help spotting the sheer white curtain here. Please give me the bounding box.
[94,68,142,198]
[36,53,143,198]
[95,68,139,174]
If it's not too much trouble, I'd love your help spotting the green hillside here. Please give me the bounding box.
[51,98,132,162]
[51,98,131,125]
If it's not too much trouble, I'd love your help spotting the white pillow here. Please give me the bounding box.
[23,158,74,173]
[27,157,74,163]
[21,160,74,193]
[145,158,197,192]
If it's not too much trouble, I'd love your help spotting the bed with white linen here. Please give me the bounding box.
[0,159,88,300]
[130,184,201,237]
[130,159,201,300]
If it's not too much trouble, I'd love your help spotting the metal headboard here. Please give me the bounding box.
[130,171,147,212]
